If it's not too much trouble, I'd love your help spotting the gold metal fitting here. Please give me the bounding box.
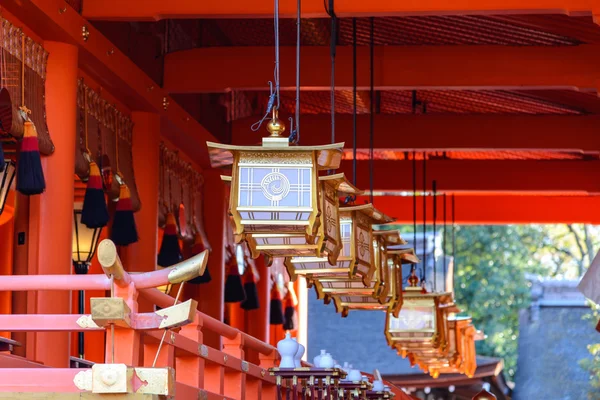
[107,48,115,56]
[266,108,285,137]
[163,97,170,111]
[82,25,90,42]
[59,6,67,14]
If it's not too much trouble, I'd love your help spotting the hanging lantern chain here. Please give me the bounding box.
[289,0,302,144]
[251,0,282,132]
[412,150,417,278]
[443,192,447,290]
[369,17,375,204]
[352,17,357,186]
[421,151,427,285]
[325,0,337,145]
[432,179,437,292]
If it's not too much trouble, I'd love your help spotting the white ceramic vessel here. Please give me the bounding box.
[293,338,305,368]
[277,332,299,368]
[319,353,334,368]
[313,349,326,367]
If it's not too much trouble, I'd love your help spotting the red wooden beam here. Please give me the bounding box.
[81,0,600,20]
[2,0,216,167]
[340,160,600,194]
[232,114,600,152]
[164,46,600,93]
[365,195,600,224]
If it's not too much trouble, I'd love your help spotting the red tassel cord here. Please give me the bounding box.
[16,121,45,195]
[157,213,182,267]
[224,245,246,303]
[188,232,212,284]
[81,161,109,228]
[270,282,284,325]
[241,263,260,310]
[110,184,138,246]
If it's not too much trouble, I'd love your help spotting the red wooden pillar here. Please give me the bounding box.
[0,207,15,340]
[120,112,160,312]
[26,41,78,367]
[196,169,226,349]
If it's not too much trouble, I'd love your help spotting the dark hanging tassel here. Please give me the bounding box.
[240,265,259,310]
[110,184,138,246]
[270,283,284,325]
[157,213,182,267]
[81,161,109,228]
[283,288,297,331]
[189,232,212,284]
[16,121,45,195]
[224,253,246,303]
[596,319,600,333]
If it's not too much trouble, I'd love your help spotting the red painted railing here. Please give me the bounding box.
[0,241,408,399]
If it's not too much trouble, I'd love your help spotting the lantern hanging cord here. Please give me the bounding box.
[369,17,375,204]
[443,192,447,289]
[452,194,456,289]
[421,151,427,284]
[432,180,437,292]
[352,17,357,186]
[251,0,281,132]
[325,0,336,145]
[289,0,302,144]
[412,150,417,269]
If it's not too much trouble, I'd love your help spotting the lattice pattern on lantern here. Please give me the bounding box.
[207,139,343,258]
[385,291,457,357]
[285,204,393,285]
[312,231,410,318]
[245,173,361,260]
[406,316,478,379]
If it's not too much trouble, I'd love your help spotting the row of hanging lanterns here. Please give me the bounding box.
[206,0,489,395]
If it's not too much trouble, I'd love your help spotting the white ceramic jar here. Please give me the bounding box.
[277,332,299,368]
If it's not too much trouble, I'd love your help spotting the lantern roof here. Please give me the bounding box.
[388,248,420,264]
[319,173,363,196]
[340,203,394,224]
[374,229,407,246]
[206,141,345,170]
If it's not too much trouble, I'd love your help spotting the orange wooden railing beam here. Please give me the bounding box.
[165,45,600,92]
[342,159,600,194]
[233,114,600,152]
[82,0,600,21]
[367,195,600,224]
[2,0,217,167]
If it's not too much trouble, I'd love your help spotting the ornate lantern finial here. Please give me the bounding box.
[266,108,286,137]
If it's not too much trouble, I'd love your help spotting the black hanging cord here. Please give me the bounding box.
[352,18,357,186]
[369,17,375,204]
[432,180,437,292]
[289,0,301,144]
[325,0,337,145]
[452,194,456,276]
[422,152,427,283]
[443,192,447,290]
[412,151,417,261]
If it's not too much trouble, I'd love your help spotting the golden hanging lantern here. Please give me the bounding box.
[207,110,344,258]
[285,204,393,285]
[313,232,414,318]
[407,315,478,379]
[385,287,457,358]
[245,173,361,261]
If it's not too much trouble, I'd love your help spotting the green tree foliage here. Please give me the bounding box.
[452,225,549,379]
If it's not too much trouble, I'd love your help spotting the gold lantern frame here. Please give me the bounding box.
[285,204,393,286]
[385,290,456,357]
[207,132,343,259]
[245,173,361,261]
[316,236,416,319]
[408,316,478,378]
